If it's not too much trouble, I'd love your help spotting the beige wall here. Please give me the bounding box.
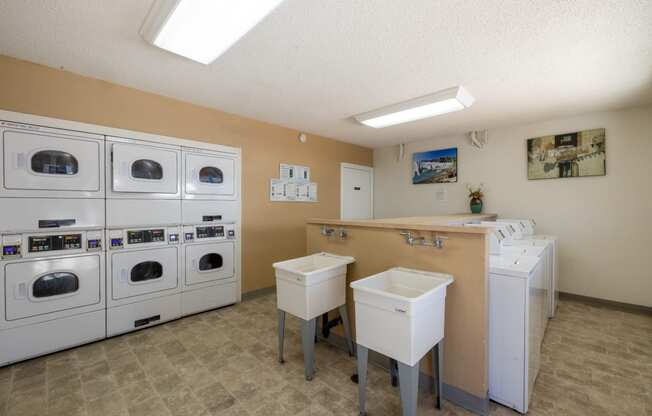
[0,55,373,293]
[374,105,652,307]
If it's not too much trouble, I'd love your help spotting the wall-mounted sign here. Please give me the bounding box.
[271,164,317,202]
[280,163,310,182]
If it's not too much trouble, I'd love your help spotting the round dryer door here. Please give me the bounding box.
[2,128,101,192]
[111,246,179,300]
[185,242,234,286]
[184,152,235,198]
[3,255,101,322]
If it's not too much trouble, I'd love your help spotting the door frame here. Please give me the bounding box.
[340,163,374,220]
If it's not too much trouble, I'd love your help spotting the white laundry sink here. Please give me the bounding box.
[351,267,454,366]
[273,252,354,320]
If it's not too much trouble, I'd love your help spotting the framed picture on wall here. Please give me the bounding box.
[527,128,606,180]
[412,147,458,184]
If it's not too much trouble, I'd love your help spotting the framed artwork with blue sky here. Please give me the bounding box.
[412,147,458,184]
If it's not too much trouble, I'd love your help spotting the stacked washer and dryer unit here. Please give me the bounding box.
[0,121,107,365]
[0,114,241,365]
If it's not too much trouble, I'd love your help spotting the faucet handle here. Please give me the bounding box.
[433,234,449,249]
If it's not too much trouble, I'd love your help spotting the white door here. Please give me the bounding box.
[4,255,101,321]
[111,247,178,300]
[185,242,234,286]
[341,163,373,220]
[183,152,235,199]
[111,143,179,194]
[3,129,101,192]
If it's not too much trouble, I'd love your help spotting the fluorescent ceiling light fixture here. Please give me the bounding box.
[141,0,284,64]
[354,86,475,128]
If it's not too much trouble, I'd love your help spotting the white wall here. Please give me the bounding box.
[374,105,652,307]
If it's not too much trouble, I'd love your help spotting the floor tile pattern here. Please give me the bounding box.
[0,295,650,415]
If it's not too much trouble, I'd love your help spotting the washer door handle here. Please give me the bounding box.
[14,283,27,299]
[191,259,197,271]
[120,268,128,283]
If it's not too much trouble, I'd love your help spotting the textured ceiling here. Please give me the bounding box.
[0,0,651,148]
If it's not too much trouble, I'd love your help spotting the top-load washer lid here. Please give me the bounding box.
[530,234,557,241]
[489,255,541,278]
[1,123,104,198]
[500,245,546,258]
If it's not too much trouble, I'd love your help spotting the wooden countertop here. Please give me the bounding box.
[308,214,497,234]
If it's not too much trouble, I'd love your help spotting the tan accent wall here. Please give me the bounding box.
[0,54,372,293]
[307,224,489,399]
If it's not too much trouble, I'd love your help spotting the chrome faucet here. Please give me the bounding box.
[433,234,449,249]
[400,231,425,246]
[321,226,335,237]
[400,231,448,248]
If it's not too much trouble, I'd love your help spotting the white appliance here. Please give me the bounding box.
[511,236,559,317]
[105,225,182,336]
[181,221,238,315]
[496,219,559,318]
[182,147,238,200]
[471,222,551,321]
[0,109,242,364]
[0,120,105,199]
[105,136,182,227]
[180,146,241,316]
[0,228,105,366]
[497,218,536,236]
[488,255,547,414]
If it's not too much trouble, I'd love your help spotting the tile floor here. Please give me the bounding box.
[0,294,650,416]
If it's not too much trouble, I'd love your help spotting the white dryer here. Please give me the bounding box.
[182,147,239,200]
[0,228,105,366]
[181,222,238,316]
[0,120,104,199]
[488,254,547,414]
[106,226,182,336]
[105,136,181,228]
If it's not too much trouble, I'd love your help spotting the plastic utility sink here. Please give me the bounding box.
[274,252,354,321]
[351,267,454,366]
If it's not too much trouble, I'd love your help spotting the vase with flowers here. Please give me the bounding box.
[467,183,484,214]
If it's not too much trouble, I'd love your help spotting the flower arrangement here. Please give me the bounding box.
[466,183,484,213]
[466,183,484,201]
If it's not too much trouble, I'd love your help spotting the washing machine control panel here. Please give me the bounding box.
[2,230,102,258]
[28,233,82,253]
[127,229,165,244]
[197,225,224,239]
[109,227,180,249]
[183,223,236,242]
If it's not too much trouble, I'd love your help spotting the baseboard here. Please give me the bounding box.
[559,291,652,316]
[241,286,276,301]
[319,332,489,415]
